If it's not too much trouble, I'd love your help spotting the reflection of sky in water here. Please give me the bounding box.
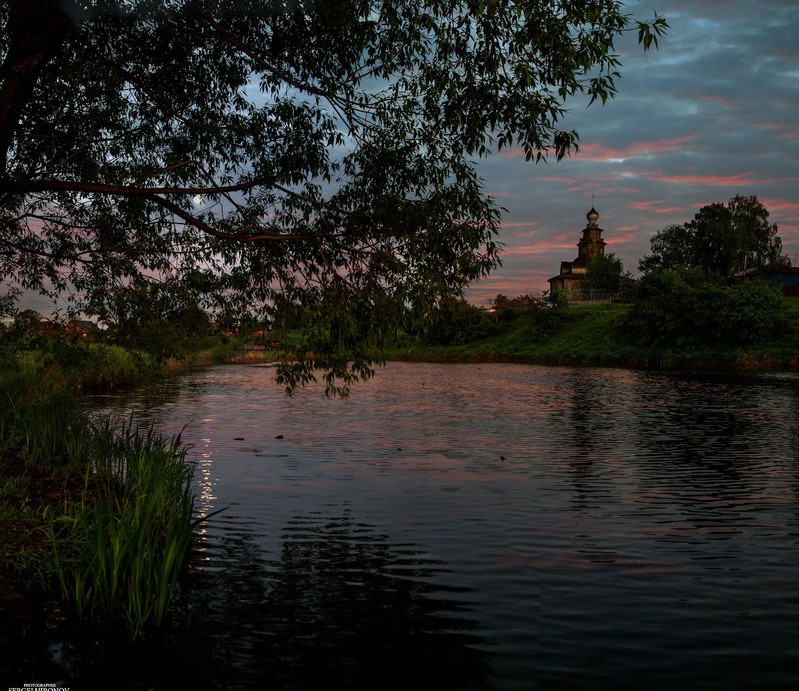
[86,363,799,690]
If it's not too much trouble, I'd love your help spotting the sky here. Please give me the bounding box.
[464,0,799,306]
[9,0,798,318]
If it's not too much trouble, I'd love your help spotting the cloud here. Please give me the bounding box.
[761,198,799,218]
[627,200,692,214]
[574,136,700,163]
[638,171,786,187]
[462,0,799,299]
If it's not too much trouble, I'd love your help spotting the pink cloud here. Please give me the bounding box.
[750,121,799,139]
[640,170,789,187]
[761,198,799,219]
[692,93,737,108]
[606,233,638,246]
[496,147,528,160]
[500,240,575,258]
[628,200,692,214]
[499,220,539,229]
[575,135,699,162]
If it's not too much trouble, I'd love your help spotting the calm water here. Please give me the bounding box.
[7,363,799,689]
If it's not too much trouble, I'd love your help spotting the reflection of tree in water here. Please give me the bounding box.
[544,370,617,511]
[629,374,764,509]
[181,509,491,690]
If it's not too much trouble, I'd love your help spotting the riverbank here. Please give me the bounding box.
[0,342,196,643]
[387,301,799,371]
[208,300,799,372]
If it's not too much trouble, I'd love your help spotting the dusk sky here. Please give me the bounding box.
[12,1,798,316]
[465,0,799,305]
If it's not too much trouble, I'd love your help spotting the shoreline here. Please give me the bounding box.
[200,344,799,374]
[386,352,799,372]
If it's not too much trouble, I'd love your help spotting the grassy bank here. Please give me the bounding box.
[389,300,799,370]
[0,341,197,639]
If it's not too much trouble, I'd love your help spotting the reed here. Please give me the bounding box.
[0,341,198,638]
[42,417,196,636]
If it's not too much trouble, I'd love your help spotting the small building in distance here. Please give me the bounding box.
[739,265,799,297]
[66,319,99,340]
[548,207,607,295]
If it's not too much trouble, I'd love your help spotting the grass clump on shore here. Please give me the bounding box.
[0,340,197,638]
[41,420,195,635]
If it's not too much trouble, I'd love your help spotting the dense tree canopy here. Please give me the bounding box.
[627,268,787,348]
[639,195,786,278]
[0,0,666,391]
[582,251,625,294]
[87,278,213,361]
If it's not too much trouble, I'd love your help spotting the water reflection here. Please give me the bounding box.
[44,363,799,689]
[180,508,491,690]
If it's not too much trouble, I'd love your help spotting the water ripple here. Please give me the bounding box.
[79,362,799,690]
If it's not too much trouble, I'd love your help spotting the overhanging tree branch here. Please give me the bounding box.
[143,193,312,243]
[0,0,71,173]
[0,0,667,382]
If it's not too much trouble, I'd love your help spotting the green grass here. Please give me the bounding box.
[0,339,198,638]
[389,299,799,370]
[40,419,195,636]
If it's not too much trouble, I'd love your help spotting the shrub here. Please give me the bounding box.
[425,298,497,346]
[627,269,787,347]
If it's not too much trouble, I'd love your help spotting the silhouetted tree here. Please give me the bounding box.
[639,195,786,278]
[0,0,666,391]
[582,252,626,294]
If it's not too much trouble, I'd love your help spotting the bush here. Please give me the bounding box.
[725,278,789,343]
[425,298,497,346]
[495,307,518,322]
[626,269,787,347]
[0,349,196,638]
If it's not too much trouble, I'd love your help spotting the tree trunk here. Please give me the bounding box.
[0,0,71,176]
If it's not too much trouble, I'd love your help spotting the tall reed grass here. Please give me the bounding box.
[42,419,195,636]
[0,340,197,638]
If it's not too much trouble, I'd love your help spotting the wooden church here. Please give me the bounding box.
[548,207,607,295]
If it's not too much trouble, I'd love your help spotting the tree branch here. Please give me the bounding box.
[143,193,312,243]
[7,178,266,197]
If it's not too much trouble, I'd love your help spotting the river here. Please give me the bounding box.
[8,362,799,689]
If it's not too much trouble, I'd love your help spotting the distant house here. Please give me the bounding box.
[548,207,608,295]
[66,319,99,340]
[739,266,799,296]
[251,328,280,347]
[38,317,62,335]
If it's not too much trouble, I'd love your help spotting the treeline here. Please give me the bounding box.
[402,195,793,353]
[629,195,790,348]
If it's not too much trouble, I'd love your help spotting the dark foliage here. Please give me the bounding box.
[639,195,787,278]
[627,269,787,347]
[0,0,666,391]
[424,298,497,346]
[582,252,626,294]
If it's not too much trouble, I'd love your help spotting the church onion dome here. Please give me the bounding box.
[586,207,599,225]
